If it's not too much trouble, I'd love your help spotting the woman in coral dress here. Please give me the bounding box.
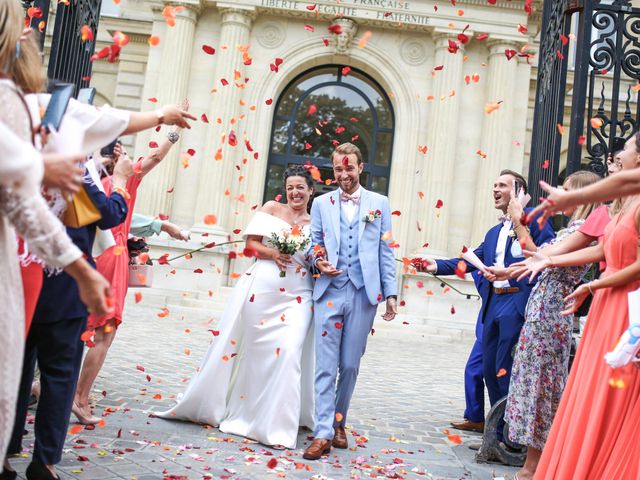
[533,135,640,480]
[73,118,185,423]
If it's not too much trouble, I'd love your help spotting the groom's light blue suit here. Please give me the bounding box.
[311,187,397,440]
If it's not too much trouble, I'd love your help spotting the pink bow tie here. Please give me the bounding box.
[340,192,360,204]
[498,213,511,224]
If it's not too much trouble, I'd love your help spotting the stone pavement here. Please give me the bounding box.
[9,300,518,480]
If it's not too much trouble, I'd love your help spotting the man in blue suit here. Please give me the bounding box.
[303,143,398,460]
[422,170,555,430]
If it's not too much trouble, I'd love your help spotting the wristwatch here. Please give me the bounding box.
[386,295,398,300]
[167,131,180,144]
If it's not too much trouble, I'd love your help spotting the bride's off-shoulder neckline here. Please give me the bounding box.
[254,211,311,229]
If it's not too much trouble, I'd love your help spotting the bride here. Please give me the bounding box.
[157,165,315,449]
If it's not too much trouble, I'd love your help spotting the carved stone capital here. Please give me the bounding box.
[163,0,203,18]
[431,29,467,53]
[329,17,358,55]
[486,37,520,56]
[217,3,257,29]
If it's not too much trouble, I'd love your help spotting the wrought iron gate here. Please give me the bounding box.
[23,0,102,96]
[529,0,640,202]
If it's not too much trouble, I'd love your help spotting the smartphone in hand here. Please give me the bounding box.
[42,83,74,133]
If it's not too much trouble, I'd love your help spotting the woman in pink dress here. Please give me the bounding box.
[530,134,640,479]
[72,112,187,424]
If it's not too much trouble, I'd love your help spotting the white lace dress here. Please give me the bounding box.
[158,212,315,448]
[0,79,82,460]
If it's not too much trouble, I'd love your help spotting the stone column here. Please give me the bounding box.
[470,39,519,246]
[413,31,465,257]
[192,5,256,234]
[136,1,200,217]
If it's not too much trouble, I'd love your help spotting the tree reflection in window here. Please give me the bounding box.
[265,66,394,202]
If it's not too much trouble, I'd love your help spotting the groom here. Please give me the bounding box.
[304,143,398,460]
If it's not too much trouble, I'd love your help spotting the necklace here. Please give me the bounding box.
[287,205,307,225]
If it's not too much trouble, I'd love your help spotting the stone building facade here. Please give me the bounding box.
[75,0,544,327]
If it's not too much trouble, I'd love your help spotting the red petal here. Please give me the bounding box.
[202,45,215,55]
[228,130,237,147]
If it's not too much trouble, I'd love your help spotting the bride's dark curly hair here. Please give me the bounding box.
[282,164,314,189]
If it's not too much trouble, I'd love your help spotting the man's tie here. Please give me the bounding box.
[340,192,360,205]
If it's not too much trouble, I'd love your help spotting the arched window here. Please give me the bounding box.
[264,66,395,202]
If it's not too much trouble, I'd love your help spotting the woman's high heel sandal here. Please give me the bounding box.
[71,402,101,425]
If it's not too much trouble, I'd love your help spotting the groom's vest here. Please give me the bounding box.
[333,207,365,289]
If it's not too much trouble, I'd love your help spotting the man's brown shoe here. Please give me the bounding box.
[450,419,484,433]
[303,438,331,460]
[332,426,348,449]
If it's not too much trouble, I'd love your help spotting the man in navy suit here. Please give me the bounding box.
[421,170,555,433]
[7,170,129,480]
[449,271,486,433]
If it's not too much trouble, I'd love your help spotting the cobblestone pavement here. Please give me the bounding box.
[9,300,518,480]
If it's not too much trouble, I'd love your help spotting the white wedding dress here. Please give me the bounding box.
[158,212,315,448]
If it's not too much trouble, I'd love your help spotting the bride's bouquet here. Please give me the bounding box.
[269,225,311,277]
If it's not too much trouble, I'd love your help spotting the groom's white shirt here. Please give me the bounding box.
[338,186,361,223]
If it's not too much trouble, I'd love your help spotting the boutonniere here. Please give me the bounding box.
[508,230,516,239]
[363,209,382,223]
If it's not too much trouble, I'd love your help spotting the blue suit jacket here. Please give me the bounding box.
[33,178,128,324]
[435,208,555,322]
[311,188,397,305]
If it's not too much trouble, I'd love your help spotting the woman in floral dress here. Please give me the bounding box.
[503,171,601,480]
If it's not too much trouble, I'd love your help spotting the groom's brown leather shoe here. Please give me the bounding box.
[303,438,331,460]
[332,426,348,449]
